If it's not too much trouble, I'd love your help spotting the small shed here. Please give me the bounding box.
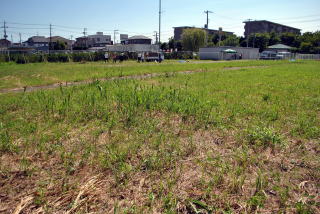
[199,47,259,60]
[266,44,293,53]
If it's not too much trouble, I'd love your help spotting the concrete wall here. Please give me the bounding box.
[199,47,259,60]
[105,44,159,53]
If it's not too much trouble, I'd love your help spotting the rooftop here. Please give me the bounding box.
[28,36,48,43]
[267,44,294,49]
[173,26,234,34]
[128,35,151,40]
[243,20,301,31]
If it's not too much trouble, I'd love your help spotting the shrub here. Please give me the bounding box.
[72,52,91,62]
[15,55,27,64]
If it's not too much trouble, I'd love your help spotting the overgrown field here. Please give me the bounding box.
[0,60,287,90]
[0,60,319,213]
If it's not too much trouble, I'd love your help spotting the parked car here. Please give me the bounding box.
[146,52,164,62]
[260,51,277,60]
[276,52,292,60]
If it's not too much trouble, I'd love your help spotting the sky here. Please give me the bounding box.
[1,0,320,43]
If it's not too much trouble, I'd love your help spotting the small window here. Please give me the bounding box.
[97,38,100,42]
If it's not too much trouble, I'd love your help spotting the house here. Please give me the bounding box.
[243,20,301,37]
[173,26,234,41]
[87,32,112,47]
[127,35,152,45]
[266,44,293,53]
[74,36,88,49]
[120,34,129,44]
[48,36,73,49]
[74,32,112,49]
[24,36,48,47]
[0,39,11,48]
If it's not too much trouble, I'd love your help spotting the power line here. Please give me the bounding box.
[282,18,320,24]
[5,21,47,26]
[271,14,320,21]
[7,26,49,30]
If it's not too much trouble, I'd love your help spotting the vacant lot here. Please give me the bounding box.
[0,60,319,213]
[0,60,287,90]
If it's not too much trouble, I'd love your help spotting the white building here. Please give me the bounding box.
[87,32,112,47]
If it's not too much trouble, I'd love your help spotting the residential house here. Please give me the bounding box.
[0,39,11,48]
[127,35,152,45]
[87,32,112,47]
[74,32,112,49]
[24,36,49,51]
[48,36,73,50]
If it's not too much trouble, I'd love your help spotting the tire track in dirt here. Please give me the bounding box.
[0,66,268,94]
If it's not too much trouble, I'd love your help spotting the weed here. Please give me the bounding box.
[246,126,283,149]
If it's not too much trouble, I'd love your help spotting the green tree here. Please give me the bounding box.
[221,34,240,46]
[53,40,66,50]
[280,32,299,47]
[300,42,313,53]
[181,28,206,51]
[168,37,183,51]
[249,33,270,52]
[269,32,281,46]
[160,42,169,50]
[168,37,175,50]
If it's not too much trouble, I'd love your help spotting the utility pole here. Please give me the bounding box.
[245,19,252,48]
[154,31,158,44]
[2,21,8,40]
[11,34,13,44]
[83,28,87,48]
[204,10,213,46]
[1,21,9,47]
[49,24,52,54]
[218,27,222,47]
[113,30,119,45]
[19,33,22,45]
[70,35,73,52]
[204,10,213,29]
[159,0,161,44]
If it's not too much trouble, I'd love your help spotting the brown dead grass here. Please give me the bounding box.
[0,113,319,213]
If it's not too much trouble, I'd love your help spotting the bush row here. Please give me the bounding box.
[0,52,107,64]
[0,51,196,64]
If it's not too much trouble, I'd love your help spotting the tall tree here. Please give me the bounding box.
[269,32,281,46]
[249,33,270,52]
[221,34,240,46]
[181,29,206,52]
[280,32,299,47]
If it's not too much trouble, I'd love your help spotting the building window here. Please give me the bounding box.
[97,38,100,42]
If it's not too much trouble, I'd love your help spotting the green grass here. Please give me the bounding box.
[0,60,319,213]
[0,59,288,90]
